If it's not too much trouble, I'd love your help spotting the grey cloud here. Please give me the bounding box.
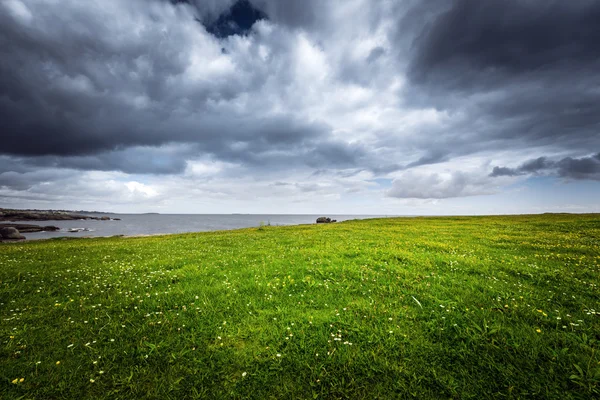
[0,0,350,177]
[0,168,79,191]
[490,157,553,177]
[29,145,195,175]
[366,47,385,64]
[387,171,498,199]
[251,0,324,30]
[405,151,449,169]
[490,153,600,180]
[402,0,600,157]
[489,166,520,178]
[409,0,600,91]
[557,154,600,180]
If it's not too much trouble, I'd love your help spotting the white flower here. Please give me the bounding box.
[242,372,247,377]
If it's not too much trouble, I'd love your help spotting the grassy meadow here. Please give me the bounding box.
[1,214,599,399]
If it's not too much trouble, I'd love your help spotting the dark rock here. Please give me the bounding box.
[0,223,59,233]
[316,217,332,223]
[0,227,25,240]
[100,216,110,220]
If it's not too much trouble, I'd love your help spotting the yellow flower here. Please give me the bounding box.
[56,361,61,365]
[19,378,24,383]
[536,329,541,333]
[12,378,18,384]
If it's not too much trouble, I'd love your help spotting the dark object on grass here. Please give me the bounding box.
[316,217,336,223]
[0,227,25,240]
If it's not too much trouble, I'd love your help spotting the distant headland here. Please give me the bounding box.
[0,208,120,222]
[0,208,120,241]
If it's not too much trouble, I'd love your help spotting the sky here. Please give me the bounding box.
[1,0,599,215]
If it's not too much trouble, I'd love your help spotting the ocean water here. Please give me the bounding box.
[11,214,394,240]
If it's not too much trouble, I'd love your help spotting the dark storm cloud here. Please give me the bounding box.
[0,0,340,177]
[404,0,600,155]
[490,153,600,180]
[409,0,600,90]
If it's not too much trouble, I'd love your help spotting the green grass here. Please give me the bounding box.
[1,214,599,399]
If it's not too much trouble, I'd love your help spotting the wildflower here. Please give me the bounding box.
[242,372,247,377]
[56,361,61,365]
[276,353,281,357]
[536,329,541,333]
[19,378,24,383]
[12,378,18,384]
[90,379,95,383]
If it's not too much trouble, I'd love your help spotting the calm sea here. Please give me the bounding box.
[13,214,395,240]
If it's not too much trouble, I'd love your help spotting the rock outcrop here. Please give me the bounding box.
[0,227,25,240]
[0,224,60,233]
[316,217,336,223]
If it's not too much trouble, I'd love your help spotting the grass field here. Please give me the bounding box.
[1,214,599,399]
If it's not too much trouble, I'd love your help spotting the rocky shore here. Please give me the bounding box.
[0,208,119,241]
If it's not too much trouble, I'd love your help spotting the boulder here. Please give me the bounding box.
[0,227,25,240]
[316,217,332,223]
[100,216,110,220]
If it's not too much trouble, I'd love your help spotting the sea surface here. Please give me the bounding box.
[10,214,395,240]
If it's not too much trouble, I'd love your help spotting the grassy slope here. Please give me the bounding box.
[1,215,599,399]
